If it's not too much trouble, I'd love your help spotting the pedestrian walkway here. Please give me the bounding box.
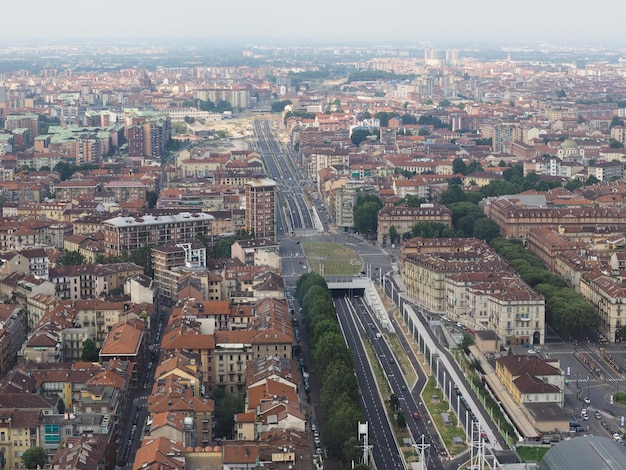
[468,345,539,440]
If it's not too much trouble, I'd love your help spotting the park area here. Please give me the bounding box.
[301,241,362,276]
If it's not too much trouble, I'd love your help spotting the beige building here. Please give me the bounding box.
[447,271,545,346]
[377,204,451,246]
[580,270,626,343]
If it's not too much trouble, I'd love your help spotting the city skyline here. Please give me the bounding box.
[2,0,626,46]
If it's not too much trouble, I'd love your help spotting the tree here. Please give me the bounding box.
[466,161,483,175]
[460,333,475,353]
[351,128,372,146]
[473,218,501,243]
[211,387,245,440]
[320,361,360,412]
[439,185,467,205]
[411,222,454,238]
[214,229,254,259]
[395,194,426,207]
[609,138,625,148]
[389,225,398,246]
[396,412,407,429]
[59,250,85,266]
[22,447,47,469]
[130,244,153,278]
[353,201,381,238]
[53,161,78,181]
[610,116,625,128]
[81,339,99,362]
[452,157,467,175]
[146,190,158,208]
[271,100,292,113]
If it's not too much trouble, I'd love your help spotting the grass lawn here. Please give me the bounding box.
[422,377,467,457]
[516,446,550,463]
[302,241,362,275]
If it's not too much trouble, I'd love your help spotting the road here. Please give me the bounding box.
[253,119,317,234]
[334,294,427,470]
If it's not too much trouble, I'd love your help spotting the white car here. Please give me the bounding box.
[583,397,591,404]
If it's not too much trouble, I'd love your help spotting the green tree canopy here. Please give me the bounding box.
[130,244,153,278]
[320,361,360,412]
[81,339,99,362]
[473,218,501,243]
[351,128,373,146]
[271,100,292,113]
[395,194,426,207]
[214,229,254,259]
[59,250,85,266]
[22,447,47,469]
[353,201,381,237]
[439,185,467,205]
[146,190,158,208]
[313,331,353,372]
[411,222,454,238]
[211,387,245,440]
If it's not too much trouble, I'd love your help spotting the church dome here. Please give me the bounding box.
[560,138,578,150]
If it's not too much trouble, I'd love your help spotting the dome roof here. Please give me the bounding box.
[541,436,626,470]
[560,138,578,149]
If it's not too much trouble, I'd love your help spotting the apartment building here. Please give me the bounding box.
[402,238,510,313]
[245,179,276,242]
[377,204,451,246]
[526,227,587,272]
[53,180,99,200]
[447,271,545,346]
[482,197,626,238]
[152,240,207,301]
[103,180,147,204]
[48,263,144,300]
[335,181,378,232]
[102,212,213,257]
[579,270,626,343]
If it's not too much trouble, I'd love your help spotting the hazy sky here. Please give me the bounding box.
[3,0,626,45]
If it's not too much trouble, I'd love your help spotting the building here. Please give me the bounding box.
[446,271,545,346]
[482,196,626,239]
[401,238,510,313]
[152,240,207,302]
[102,212,214,257]
[541,436,626,470]
[245,179,277,242]
[377,204,452,246]
[335,181,378,232]
[495,355,564,407]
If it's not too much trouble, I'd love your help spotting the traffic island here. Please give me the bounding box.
[421,377,468,458]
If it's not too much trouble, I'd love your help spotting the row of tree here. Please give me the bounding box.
[296,272,364,464]
[490,238,600,339]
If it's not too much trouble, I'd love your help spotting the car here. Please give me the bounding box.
[582,413,589,421]
[412,411,420,420]
[311,423,317,432]
[614,433,622,441]
[388,357,395,364]
[581,408,587,415]
[401,385,407,391]
[594,410,602,419]
[584,397,591,404]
